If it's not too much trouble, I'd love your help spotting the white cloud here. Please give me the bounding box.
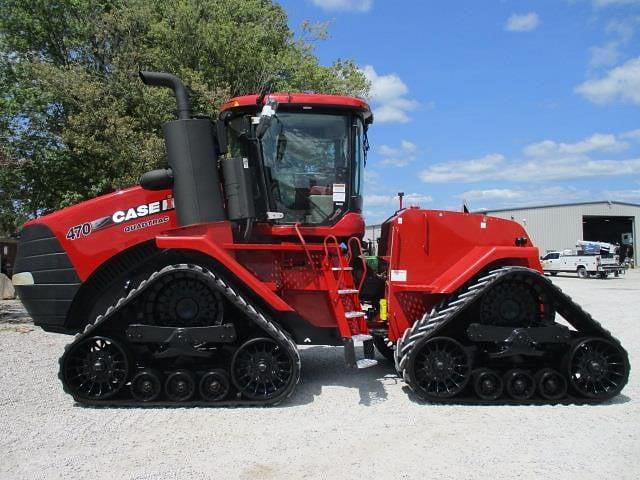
[589,42,622,68]
[423,155,640,184]
[605,18,639,43]
[378,140,418,167]
[420,131,640,184]
[364,169,380,184]
[403,193,433,205]
[505,12,540,32]
[311,0,373,12]
[593,0,640,7]
[523,133,628,157]
[621,128,640,140]
[575,57,640,105]
[362,65,418,123]
[458,189,524,201]
[365,192,432,207]
[419,154,506,183]
[602,188,640,200]
[466,186,593,211]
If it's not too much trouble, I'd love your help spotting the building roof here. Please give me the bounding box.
[480,200,640,214]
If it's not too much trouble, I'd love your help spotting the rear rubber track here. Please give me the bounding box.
[395,266,630,405]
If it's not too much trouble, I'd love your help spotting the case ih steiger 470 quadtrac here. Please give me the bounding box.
[13,72,629,406]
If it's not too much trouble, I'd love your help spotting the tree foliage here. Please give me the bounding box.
[0,0,369,235]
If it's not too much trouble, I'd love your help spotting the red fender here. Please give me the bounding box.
[155,223,294,313]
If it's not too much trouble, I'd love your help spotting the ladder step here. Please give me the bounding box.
[337,289,359,295]
[331,266,353,271]
[345,311,366,319]
[356,359,378,369]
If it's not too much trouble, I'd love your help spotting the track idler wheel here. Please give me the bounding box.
[504,369,535,400]
[131,369,163,402]
[199,369,230,402]
[406,336,471,400]
[231,337,296,401]
[61,336,130,401]
[165,369,196,402]
[566,338,629,400]
[472,368,504,401]
[535,368,567,401]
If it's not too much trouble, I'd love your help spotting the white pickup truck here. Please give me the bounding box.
[541,251,626,278]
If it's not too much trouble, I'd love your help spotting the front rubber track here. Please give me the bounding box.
[58,264,301,407]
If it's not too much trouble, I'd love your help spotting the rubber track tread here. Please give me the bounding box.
[395,266,629,404]
[58,264,301,407]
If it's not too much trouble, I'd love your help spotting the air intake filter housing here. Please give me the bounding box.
[162,118,226,226]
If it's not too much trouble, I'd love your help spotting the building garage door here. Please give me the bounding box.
[582,215,634,260]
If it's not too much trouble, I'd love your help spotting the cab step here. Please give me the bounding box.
[337,289,359,295]
[344,334,378,369]
[345,311,366,319]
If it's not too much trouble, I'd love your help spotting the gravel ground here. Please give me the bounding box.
[1,272,638,480]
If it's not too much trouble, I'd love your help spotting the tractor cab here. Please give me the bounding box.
[219,93,372,227]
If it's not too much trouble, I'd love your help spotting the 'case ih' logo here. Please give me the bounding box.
[66,197,175,241]
[112,198,175,224]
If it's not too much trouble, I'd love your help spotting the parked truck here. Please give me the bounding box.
[541,250,626,278]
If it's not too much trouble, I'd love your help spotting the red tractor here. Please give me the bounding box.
[12,72,629,405]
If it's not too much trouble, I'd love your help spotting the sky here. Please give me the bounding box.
[278,0,640,224]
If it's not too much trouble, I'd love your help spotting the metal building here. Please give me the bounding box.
[482,201,639,260]
[363,223,383,255]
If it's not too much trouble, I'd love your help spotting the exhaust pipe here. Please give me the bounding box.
[139,71,192,120]
[140,71,226,226]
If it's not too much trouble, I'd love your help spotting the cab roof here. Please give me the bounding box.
[220,93,371,113]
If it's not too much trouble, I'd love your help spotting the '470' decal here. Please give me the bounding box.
[65,222,92,241]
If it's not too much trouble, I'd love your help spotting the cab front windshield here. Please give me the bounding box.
[259,112,359,224]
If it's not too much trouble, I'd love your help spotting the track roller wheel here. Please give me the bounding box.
[199,369,230,402]
[165,369,196,402]
[231,337,296,401]
[535,368,567,401]
[131,369,163,402]
[504,369,535,400]
[566,338,629,400]
[472,368,504,401]
[61,336,130,401]
[405,336,471,400]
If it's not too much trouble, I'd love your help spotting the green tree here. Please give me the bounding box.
[0,0,369,236]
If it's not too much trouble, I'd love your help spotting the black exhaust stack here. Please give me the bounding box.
[139,71,226,226]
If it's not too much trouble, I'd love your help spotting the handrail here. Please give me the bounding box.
[347,237,368,291]
[323,234,346,287]
[294,222,315,268]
